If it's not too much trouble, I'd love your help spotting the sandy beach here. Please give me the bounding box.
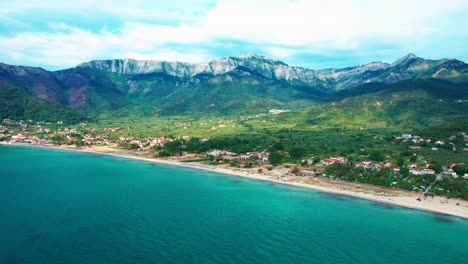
[3,143,468,219]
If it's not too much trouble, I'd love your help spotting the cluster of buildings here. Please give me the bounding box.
[118,135,192,148]
[4,133,51,145]
[2,119,51,144]
[269,109,290,115]
[440,162,468,179]
[2,119,21,125]
[408,167,435,175]
[3,119,31,132]
[205,147,468,181]
[319,157,404,174]
[81,134,116,146]
[118,136,167,148]
[396,133,430,143]
[57,128,78,135]
[2,119,60,133]
[395,133,468,152]
[1,118,198,149]
[0,125,14,139]
[321,156,348,166]
[207,150,270,162]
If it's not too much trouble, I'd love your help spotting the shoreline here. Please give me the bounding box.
[2,142,468,220]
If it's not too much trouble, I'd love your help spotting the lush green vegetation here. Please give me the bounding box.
[0,85,86,124]
[52,67,322,116]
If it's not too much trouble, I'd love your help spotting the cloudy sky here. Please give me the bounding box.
[1,0,467,70]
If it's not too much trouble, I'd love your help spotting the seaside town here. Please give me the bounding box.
[2,118,467,200]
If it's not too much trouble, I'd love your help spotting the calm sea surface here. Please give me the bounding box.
[0,145,467,264]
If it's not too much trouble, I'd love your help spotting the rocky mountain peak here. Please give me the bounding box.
[391,53,419,66]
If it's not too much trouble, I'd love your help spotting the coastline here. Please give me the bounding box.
[2,142,468,220]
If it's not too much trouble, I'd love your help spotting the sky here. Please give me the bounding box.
[0,0,467,70]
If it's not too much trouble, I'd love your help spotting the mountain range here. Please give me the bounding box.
[78,53,467,89]
[0,53,467,121]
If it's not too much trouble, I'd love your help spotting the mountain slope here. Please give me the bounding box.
[304,79,468,129]
[0,85,86,123]
[0,63,67,104]
[154,67,327,115]
[0,54,466,117]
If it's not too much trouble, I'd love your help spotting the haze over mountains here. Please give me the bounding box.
[0,53,467,120]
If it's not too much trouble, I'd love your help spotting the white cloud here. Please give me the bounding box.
[0,0,467,69]
[119,22,209,47]
[124,50,212,63]
[0,23,214,68]
[264,47,298,60]
[202,0,467,47]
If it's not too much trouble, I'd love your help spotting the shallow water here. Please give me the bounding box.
[0,145,467,264]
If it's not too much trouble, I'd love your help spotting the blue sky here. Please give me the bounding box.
[1,0,467,70]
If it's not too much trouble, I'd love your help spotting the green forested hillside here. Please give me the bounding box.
[0,85,86,123]
[152,68,325,115]
[310,79,468,130]
[332,79,468,100]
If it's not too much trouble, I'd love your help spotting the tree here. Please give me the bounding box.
[268,152,282,166]
[399,167,410,176]
[164,140,184,155]
[324,163,352,178]
[397,157,405,167]
[271,141,284,151]
[369,150,384,161]
[289,146,305,159]
[400,150,412,157]
[428,164,443,173]
[244,162,253,168]
[51,134,66,144]
[453,165,468,175]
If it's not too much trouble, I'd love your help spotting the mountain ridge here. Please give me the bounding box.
[76,53,467,90]
[1,53,467,118]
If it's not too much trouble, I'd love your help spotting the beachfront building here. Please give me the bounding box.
[304,157,314,165]
[409,168,435,175]
[321,156,348,166]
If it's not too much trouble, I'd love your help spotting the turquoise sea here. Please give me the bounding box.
[0,145,467,264]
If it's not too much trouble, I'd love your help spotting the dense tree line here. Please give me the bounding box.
[0,85,86,124]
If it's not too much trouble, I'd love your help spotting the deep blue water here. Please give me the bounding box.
[0,145,467,264]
